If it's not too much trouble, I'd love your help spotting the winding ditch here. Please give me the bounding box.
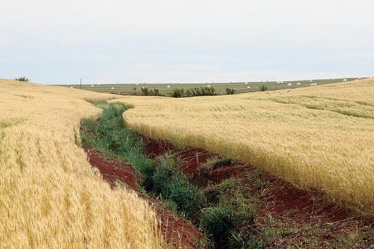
[80,102,374,248]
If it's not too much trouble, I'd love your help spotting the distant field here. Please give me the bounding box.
[115,78,374,215]
[58,77,362,95]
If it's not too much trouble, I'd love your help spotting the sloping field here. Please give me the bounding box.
[0,79,165,248]
[118,78,374,215]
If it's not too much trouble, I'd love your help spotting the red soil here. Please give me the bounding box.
[194,161,351,223]
[261,175,350,223]
[142,137,353,222]
[84,147,139,190]
[83,146,202,248]
[143,138,211,174]
[143,138,175,159]
[143,137,374,246]
[176,147,212,174]
[85,136,374,247]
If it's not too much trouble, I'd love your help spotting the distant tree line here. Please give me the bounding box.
[14,77,30,82]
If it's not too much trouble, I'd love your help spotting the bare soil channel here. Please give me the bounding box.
[142,138,374,248]
[81,102,374,248]
[84,146,202,248]
[84,137,374,248]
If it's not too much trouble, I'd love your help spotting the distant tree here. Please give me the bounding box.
[172,88,184,98]
[260,85,268,91]
[149,88,162,96]
[141,87,149,96]
[226,88,236,95]
[14,77,30,82]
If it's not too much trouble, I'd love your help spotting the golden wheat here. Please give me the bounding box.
[117,78,374,215]
[0,79,166,248]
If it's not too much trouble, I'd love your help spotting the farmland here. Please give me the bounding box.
[0,79,165,248]
[117,78,374,215]
[58,77,361,95]
[2,77,374,248]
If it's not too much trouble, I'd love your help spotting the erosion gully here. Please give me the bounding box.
[81,102,374,248]
[83,134,374,248]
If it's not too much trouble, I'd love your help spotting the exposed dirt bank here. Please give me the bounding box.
[84,135,374,248]
[142,138,374,248]
[83,146,202,248]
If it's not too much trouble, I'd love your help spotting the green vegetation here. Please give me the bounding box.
[202,179,258,247]
[260,85,268,91]
[152,154,206,218]
[172,86,216,97]
[140,87,162,96]
[186,86,216,97]
[189,157,261,248]
[80,102,206,219]
[200,204,253,247]
[172,88,184,98]
[13,77,30,82]
[80,102,260,248]
[213,157,234,169]
[226,88,236,95]
[191,157,234,187]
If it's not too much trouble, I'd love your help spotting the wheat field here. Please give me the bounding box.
[0,79,166,248]
[118,78,374,215]
[2,76,373,248]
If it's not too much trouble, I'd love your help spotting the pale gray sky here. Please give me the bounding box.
[1,0,373,84]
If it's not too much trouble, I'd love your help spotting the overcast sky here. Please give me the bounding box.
[1,0,373,84]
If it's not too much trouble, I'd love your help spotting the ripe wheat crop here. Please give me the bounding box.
[0,79,166,248]
[118,78,374,215]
